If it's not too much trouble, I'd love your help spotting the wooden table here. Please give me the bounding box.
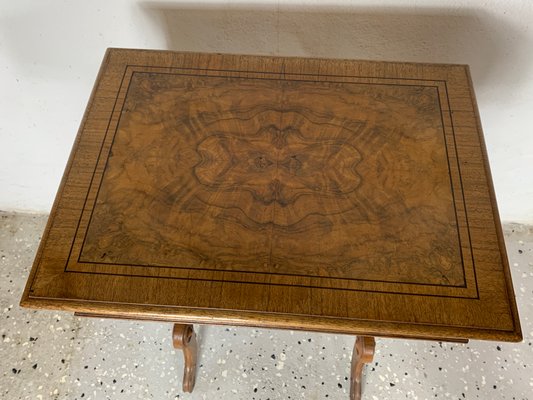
[21,49,522,399]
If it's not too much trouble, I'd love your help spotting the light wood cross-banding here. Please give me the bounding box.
[21,49,521,398]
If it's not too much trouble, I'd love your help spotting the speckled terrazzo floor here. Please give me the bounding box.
[0,212,532,400]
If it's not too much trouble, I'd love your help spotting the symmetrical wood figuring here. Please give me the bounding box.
[172,324,197,393]
[20,49,521,343]
[350,336,376,400]
[80,72,463,287]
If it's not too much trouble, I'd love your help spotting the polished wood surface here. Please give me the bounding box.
[172,324,197,392]
[21,48,521,342]
[351,336,376,400]
[82,70,460,285]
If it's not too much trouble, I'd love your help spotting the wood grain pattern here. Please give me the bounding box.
[351,336,375,400]
[20,49,522,342]
[80,71,462,287]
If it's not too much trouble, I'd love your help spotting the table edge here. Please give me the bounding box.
[20,295,522,343]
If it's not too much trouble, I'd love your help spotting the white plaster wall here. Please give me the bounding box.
[1,0,532,222]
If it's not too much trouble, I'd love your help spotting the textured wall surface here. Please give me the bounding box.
[1,0,532,222]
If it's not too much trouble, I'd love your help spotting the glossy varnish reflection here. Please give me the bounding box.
[21,49,521,342]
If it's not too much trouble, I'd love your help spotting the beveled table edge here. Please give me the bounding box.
[20,296,522,343]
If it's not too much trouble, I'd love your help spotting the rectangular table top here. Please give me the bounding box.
[21,48,522,342]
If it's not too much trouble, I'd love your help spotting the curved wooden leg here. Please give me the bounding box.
[172,324,198,393]
[350,336,375,400]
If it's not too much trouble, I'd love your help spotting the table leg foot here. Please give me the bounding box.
[172,324,198,393]
[350,336,375,400]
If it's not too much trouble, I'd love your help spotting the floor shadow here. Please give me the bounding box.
[194,323,208,361]
[140,2,530,90]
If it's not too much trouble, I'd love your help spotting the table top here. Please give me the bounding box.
[21,48,521,342]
